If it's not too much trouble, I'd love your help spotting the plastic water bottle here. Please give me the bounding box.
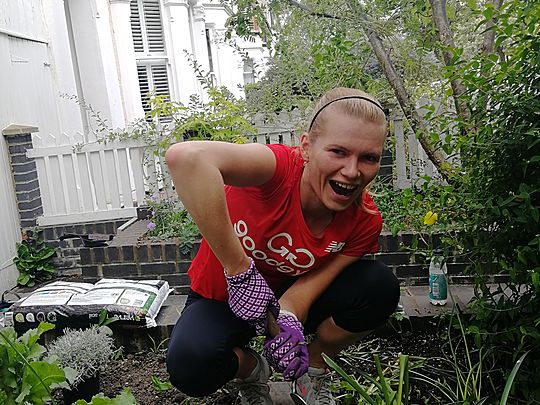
[428,249,447,305]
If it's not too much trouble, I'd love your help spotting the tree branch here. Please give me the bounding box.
[286,0,339,19]
[481,0,504,55]
[429,0,471,123]
[358,13,451,181]
[260,0,454,181]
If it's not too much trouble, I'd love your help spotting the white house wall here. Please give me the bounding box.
[199,1,268,99]
[109,0,145,123]
[42,0,85,136]
[2,0,268,137]
[0,0,82,291]
[0,0,83,137]
[67,0,126,137]
[0,135,21,292]
[160,0,269,104]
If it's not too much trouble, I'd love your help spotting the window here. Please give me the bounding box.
[205,28,216,86]
[243,58,255,85]
[136,63,170,116]
[130,0,170,120]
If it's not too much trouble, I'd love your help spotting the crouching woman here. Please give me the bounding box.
[165,87,400,404]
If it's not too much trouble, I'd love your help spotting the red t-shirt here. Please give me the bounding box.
[188,144,382,301]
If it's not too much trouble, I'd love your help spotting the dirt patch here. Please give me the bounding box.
[92,323,462,404]
[98,351,238,404]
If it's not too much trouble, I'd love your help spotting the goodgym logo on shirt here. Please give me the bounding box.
[234,219,317,275]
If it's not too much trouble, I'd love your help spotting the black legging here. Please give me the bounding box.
[166,259,399,397]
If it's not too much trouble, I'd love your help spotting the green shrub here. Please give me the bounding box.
[0,322,73,405]
[47,325,117,389]
[452,0,540,400]
[145,195,200,255]
[14,231,56,287]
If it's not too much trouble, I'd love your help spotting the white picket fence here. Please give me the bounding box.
[27,130,298,226]
[393,115,439,189]
[27,133,146,226]
[26,120,437,226]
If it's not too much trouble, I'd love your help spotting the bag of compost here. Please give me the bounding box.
[7,279,171,329]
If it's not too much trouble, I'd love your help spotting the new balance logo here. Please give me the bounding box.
[324,241,345,253]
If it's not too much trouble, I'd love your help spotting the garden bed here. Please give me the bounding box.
[90,321,460,404]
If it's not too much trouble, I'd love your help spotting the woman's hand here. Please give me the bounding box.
[263,311,309,380]
[225,258,279,335]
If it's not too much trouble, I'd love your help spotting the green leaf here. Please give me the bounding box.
[23,361,66,404]
[482,5,494,21]
[17,273,30,285]
[531,272,540,290]
[151,375,173,392]
[323,353,377,405]
[74,387,137,404]
[500,351,529,405]
[21,322,55,348]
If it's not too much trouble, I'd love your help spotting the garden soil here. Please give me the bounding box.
[92,323,457,404]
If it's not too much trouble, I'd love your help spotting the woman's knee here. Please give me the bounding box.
[334,260,400,332]
[167,335,237,397]
[368,261,400,318]
[165,295,253,396]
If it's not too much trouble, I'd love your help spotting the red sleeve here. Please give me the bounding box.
[341,194,382,257]
[243,144,300,199]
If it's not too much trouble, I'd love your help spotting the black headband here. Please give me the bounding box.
[308,96,387,131]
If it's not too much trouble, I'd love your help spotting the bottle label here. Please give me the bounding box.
[429,273,447,301]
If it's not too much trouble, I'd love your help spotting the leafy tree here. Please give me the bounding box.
[243,8,390,118]
[224,0,492,180]
[456,0,540,399]
[225,0,540,400]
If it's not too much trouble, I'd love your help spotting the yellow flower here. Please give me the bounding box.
[424,211,438,226]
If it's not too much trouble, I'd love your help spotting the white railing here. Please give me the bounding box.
[393,115,439,190]
[27,130,298,226]
[27,122,437,226]
[27,132,147,226]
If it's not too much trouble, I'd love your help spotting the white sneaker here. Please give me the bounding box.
[294,367,336,405]
[236,348,274,405]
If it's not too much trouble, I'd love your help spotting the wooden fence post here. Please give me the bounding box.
[393,117,410,190]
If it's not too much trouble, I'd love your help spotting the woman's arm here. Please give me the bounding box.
[165,141,276,275]
[278,254,360,323]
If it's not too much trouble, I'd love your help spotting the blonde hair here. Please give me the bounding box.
[308,87,387,139]
[308,88,387,214]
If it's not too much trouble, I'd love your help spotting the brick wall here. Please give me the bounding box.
[74,221,504,294]
[374,233,474,285]
[41,220,130,275]
[35,218,507,292]
[80,241,199,294]
[4,126,43,229]
[78,219,198,293]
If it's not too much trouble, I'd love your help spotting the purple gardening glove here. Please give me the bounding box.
[264,311,309,381]
[225,258,279,335]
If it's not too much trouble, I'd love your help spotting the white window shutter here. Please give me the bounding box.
[150,65,170,98]
[143,0,165,53]
[130,1,144,53]
[131,0,171,123]
[137,64,171,122]
[137,65,150,115]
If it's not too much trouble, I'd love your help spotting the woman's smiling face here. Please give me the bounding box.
[300,111,385,215]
